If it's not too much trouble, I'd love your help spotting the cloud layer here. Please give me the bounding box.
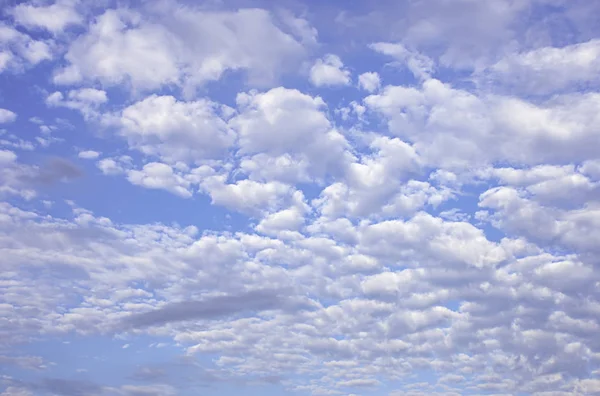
[1,0,600,395]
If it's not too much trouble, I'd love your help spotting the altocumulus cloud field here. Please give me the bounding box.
[1,0,600,395]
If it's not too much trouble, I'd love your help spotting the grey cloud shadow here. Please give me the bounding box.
[119,289,318,330]
[25,157,84,186]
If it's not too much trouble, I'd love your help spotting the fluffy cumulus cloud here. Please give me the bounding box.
[113,94,235,164]
[364,79,600,169]
[232,87,353,183]
[0,108,17,123]
[309,54,351,87]
[0,22,53,73]
[53,5,315,91]
[478,38,600,95]
[11,0,82,34]
[2,1,600,395]
[127,162,192,198]
[358,71,381,93]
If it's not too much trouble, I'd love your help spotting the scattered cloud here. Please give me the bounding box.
[479,38,600,95]
[0,109,17,123]
[11,0,83,34]
[114,95,235,164]
[46,88,108,119]
[0,22,53,72]
[232,87,353,183]
[1,1,600,395]
[309,54,351,87]
[78,150,100,160]
[371,42,435,80]
[357,71,381,93]
[127,162,192,198]
[53,5,314,91]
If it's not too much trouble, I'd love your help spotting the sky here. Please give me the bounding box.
[1,0,600,395]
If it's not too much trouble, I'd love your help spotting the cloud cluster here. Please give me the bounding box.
[2,0,600,395]
[53,5,315,91]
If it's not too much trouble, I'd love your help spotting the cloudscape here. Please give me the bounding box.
[1,0,600,395]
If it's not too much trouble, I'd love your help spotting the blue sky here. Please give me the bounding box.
[1,0,600,395]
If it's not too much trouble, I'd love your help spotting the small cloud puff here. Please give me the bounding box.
[309,54,351,87]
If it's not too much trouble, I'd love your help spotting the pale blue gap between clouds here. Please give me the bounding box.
[1,0,600,395]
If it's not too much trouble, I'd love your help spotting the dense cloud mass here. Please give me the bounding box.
[1,1,600,395]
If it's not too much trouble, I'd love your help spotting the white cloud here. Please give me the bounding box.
[97,158,126,176]
[11,0,82,34]
[0,149,17,164]
[0,23,53,71]
[309,54,351,87]
[255,191,309,236]
[232,87,352,183]
[255,206,305,237]
[54,6,314,91]
[0,152,36,200]
[358,212,507,269]
[115,95,235,164]
[78,150,100,160]
[357,71,381,92]
[238,153,312,185]
[68,88,108,104]
[2,1,600,394]
[127,162,192,198]
[481,38,600,95]
[361,270,418,296]
[581,159,600,179]
[234,87,328,154]
[484,164,598,207]
[370,42,434,80]
[312,136,431,219]
[201,176,295,216]
[400,0,529,69]
[52,8,177,89]
[46,88,108,119]
[0,51,12,72]
[0,196,598,394]
[365,79,600,169]
[479,185,600,256]
[0,108,16,123]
